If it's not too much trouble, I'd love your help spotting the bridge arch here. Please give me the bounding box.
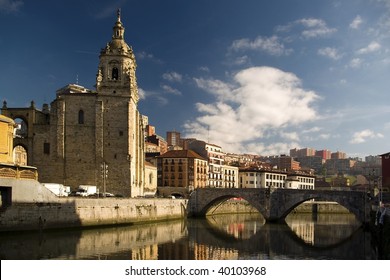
[188,188,270,220]
[273,190,367,224]
[187,188,370,224]
[200,194,267,219]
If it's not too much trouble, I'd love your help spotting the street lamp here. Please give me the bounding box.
[101,162,108,197]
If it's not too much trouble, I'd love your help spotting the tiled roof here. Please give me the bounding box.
[158,149,207,161]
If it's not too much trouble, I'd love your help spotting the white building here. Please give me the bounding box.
[239,168,315,190]
[187,140,225,188]
[285,174,315,190]
[223,165,239,188]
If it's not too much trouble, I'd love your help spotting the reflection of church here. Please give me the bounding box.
[1,11,145,197]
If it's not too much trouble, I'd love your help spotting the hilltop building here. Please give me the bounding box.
[1,11,145,197]
[380,152,390,192]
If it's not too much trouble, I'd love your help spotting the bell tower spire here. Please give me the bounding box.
[96,10,139,103]
[112,8,124,40]
[117,8,121,22]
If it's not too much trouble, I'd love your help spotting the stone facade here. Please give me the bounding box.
[1,12,145,197]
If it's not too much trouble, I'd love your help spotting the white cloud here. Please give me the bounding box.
[138,88,146,100]
[230,35,291,56]
[233,55,250,65]
[162,71,183,83]
[0,0,23,13]
[185,67,319,154]
[350,129,384,144]
[136,51,162,63]
[161,84,181,95]
[280,131,300,142]
[350,15,363,29]
[357,41,381,54]
[318,47,342,60]
[276,18,336,39]
[198,66,210,72]
[137,88,168,105]
[349,58,363,68]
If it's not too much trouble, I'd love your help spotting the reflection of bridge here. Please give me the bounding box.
[187,188,370,224]
[187,218,370,260]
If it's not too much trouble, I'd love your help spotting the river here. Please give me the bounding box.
[0,213,379,260]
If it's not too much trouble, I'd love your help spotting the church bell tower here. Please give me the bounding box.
[95,10,144,197]
[96,9,139,103]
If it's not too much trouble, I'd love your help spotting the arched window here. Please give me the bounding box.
[78,110,84,124]
[112,67,119,80]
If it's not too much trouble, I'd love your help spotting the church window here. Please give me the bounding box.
[78,110,84,124]
[44,143,50,155]
[112,67,119,80]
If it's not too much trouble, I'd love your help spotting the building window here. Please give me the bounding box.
[43,143,50,155]
[112,67,119,80]
[78,110,84,124]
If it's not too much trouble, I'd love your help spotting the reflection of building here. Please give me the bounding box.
[1,12,146,197]
[131,245,158,260]
[287,220,315,245]
[192,243,239,260]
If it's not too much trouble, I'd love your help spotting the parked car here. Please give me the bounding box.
[101,192,115,197]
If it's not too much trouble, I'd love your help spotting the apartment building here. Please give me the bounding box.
[380,152,390,191]
[316,150,332,160]
[239,168,287,189]
[187,140,225,188]
[223,165,239,188]
[239,168,315,190]
[290,148,316,157]
[285,174,315,190]
[157,150,208,191]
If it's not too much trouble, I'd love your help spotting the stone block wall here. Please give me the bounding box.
[0,196,187,232]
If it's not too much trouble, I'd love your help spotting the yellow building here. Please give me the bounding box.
[0,115,15,164]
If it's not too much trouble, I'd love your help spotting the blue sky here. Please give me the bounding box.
[1,0,390,158]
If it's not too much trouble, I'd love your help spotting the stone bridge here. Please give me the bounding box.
[187,188,371,224]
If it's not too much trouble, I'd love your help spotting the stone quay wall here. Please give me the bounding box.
[0,198,187,232]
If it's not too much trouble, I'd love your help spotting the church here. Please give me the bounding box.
[1,11,147,197]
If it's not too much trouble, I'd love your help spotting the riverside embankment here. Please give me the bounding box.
[0,177,188,232]
[0,197,188,232]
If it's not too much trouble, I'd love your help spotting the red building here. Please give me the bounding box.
[380,152,390,190]
[315,149,332,160]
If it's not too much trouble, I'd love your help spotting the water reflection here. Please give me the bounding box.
[0,213,375,260]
